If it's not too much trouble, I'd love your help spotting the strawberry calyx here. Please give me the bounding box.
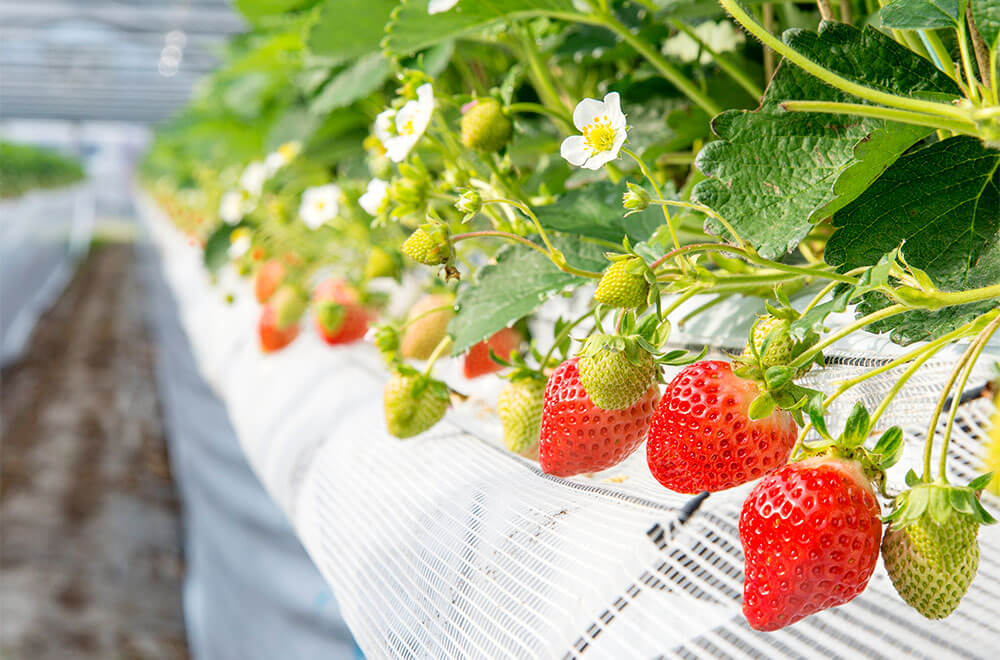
[392,363,451,401]
[884,471,997,530]
[800,401,905,494]
[315,300,346,335]
[271,284,308,330]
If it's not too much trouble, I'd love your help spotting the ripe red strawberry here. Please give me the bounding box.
[462,327,522,379]
[539,358,660,477]
[258,304,299,353]
[646,360,796,493]
[254,259,285,304]
[312,278,373,345]
[740,456,882,631]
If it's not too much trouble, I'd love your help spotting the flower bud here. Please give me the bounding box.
[622,182,651,214]
[461,98,513,153]
[455,190,483,218]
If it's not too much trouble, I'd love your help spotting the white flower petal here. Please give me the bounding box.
[572,97,608,131]
[374,109,395,144]
[583,149,618,170]
[384,134,420,163]
[560,135,591,166]
[428,0,458,13]
[359,178,390,216]
[219,191,245,225]
[239,161,269,197]
[604,92,627,130]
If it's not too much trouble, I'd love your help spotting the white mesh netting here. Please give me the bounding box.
[138,193,1000,659]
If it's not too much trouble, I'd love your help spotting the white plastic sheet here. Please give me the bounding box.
[137,191,1000,659]
[1,184,94,365]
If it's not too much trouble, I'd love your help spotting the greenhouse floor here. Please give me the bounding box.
[0,241,189,659]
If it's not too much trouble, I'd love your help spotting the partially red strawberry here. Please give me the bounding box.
[254,259,285,304]
[312,278,373,345]
[539,358,660,477]
[462,327,522,379]
[740,456,882,631]
[258,304,299,353]
[646,360,796,493]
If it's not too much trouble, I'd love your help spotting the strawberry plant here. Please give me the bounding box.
[144,0,1000,633]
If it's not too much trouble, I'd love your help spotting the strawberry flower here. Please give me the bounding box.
[560,92,628,170]
[227,228,252,259]
[359,178,390,216]
[239,161,269,197]
[265,141,301,175]
[380,83,435,163]
[428,0,459,13]
[219,190,250,225]
[299,184,341,230]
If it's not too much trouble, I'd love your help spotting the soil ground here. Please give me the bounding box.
[1,242,189,659]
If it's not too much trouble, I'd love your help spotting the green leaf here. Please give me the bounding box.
[204,223,237,273]
[448,235,606,354]
[308,0,398,62]
[534,181,664,244]
[968,472,994,490]
[827,137,1000,343]
[383,0,577,56]
[310,54,391,115]
[972,0,1000,48]
[880,0,960,29]
[692,22,959,259]
[235,0,319,22]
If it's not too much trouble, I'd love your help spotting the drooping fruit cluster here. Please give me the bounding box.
[313,278,372,345]
[497,377,546,457]
[539,358,660,477]
[460,98,512,153]
[740,456,883,631]
[576,333,657,410]
[881,474,994,619]
[646,360,797,493]
[383,367,451,439]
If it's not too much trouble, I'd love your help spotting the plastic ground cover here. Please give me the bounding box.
[1,184,94,365]
[138,192,1000,659]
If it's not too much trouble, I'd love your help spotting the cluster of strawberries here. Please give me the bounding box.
[249,249,992,633]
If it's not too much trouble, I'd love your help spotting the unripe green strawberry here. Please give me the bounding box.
[365,246,401,280]
[401,224,451,266]
[383,370,450,439]
[593,257,649,309]
[881,475,995,619]
[577,334,657,410]
[742,315,795,367]
[271,285,308,330]
[461,98,512,153]
[401,293,455,360]
[497,378,546,457]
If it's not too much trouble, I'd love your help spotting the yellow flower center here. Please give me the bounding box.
[316,201,325,210]
[401,118,415,135]
[582,115,616,152]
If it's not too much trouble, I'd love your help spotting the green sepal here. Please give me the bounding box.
[840,402,872,448]
[870,426,904,469]
[764,365,794,391]
[748,392,777,421]
[807,392,833,441]
[315,300,346,335]
[968,472,993,491]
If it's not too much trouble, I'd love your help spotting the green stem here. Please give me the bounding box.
[780,101,979,135]
[622,147,683,254]
[648,199,747,248]
[507,102,573,130]
[719,0,970,122]
[669,20,764,99]
[788,304,910,369]
[921,30,958,80]
[650,242,857,284]
[802,280,841,313]
[938,316,1000,480]
[679,293,733,326]
[519,23,570,114]
[869,340,949,426]
[452,230,552,257]
[956,19,980,103]
[541,309,595,367]
[921,281,1000,307]
[422,335,454,376]
[662,288,701,318]
[598,15,722,115]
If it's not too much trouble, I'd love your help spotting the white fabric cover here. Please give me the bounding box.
[137,191,1000,660]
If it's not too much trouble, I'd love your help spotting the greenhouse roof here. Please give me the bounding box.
[0,0,245,123]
